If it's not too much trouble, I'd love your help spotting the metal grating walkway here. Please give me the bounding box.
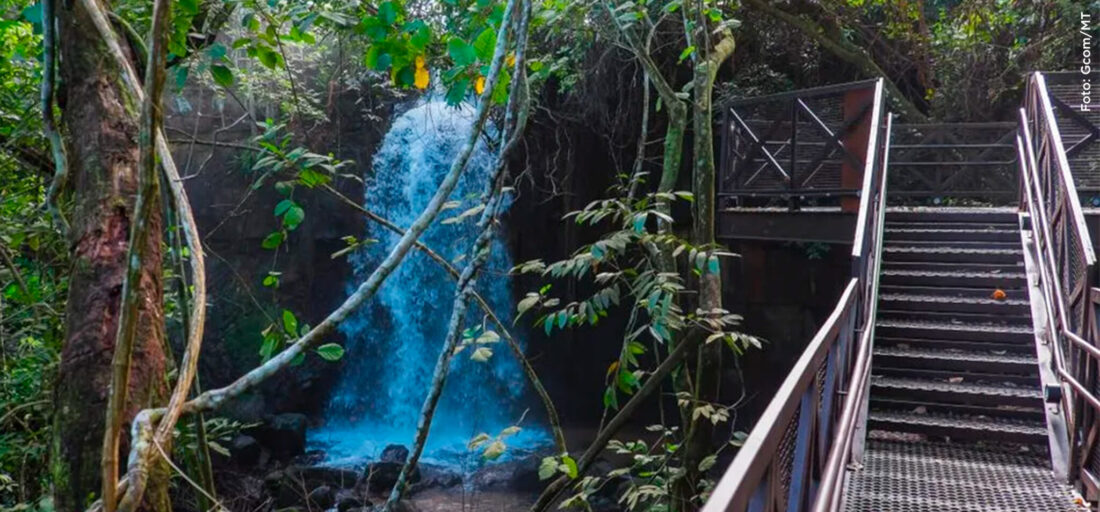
[845,440,1084,512]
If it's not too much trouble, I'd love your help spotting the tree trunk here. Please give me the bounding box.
[673,4,734,508]
[51,3,169,511]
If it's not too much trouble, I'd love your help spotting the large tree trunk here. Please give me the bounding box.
[51,3,169,511]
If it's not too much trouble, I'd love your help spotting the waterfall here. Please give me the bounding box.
[311,98,545,465]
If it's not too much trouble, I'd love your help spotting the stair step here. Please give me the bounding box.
[876,319,1033,344]
[879,293,1030,316]
[880,269,1026,288]
[879,285,1028,301]
[886,221,1021,231]
[869,397,1046,422]
[877,309,1032,326]
[875,336,1035,354]
[883,260,1025,274]
[883,244,1022,264]
[884,240,1022,251]
[885,208,1018,224]
[885,228,1019,242]
[873,346,1038,375]
[867,410,1047,444]
[870,376,1042,408]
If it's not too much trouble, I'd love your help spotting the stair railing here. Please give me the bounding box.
[703,78,888,512]
[1018,71,1100,499]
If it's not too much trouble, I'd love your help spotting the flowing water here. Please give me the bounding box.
[310,98,546,465]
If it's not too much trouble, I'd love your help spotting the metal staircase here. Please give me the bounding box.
[867,208,1045,447]
[843,208,1082,511]
[704,72,1100,512]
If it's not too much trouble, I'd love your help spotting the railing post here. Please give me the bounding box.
[841,87,873,213]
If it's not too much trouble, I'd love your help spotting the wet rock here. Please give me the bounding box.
[380,444,410,463]
[416,463,462,490]
[230,434,262,467]
[287,465,361,490]
[363,461,420,493]
[471,454,543,491]
[307,485,336,509]
[290,449,326,466]
[253,413,308,460]
[335,489,369,512]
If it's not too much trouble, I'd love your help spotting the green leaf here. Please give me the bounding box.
[274,199,294,217]
[447,38,477,66]
[678,45,696,63]
[283,205,306,230]
[538,456,558,480]
[378,1,398,24]
[290,352,306,366]
[316,343,346,361]
[282,310,298,336]
[482,440,506,460]
[471,346,493,362]
[262,275,278,287]
[561,455,579,479]
[446,78,469,105]
[261,231,285,250]
[472,28,496,61]
[210,64,234,88]
[467,432,491,450]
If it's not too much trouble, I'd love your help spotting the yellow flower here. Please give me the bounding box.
[506,52,515,68]
[474,76,486,95]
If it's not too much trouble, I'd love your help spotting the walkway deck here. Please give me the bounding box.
[845,440,1083,511]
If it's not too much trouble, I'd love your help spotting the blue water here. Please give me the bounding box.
[310,98,546,465]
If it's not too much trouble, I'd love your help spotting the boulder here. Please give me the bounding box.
[307,485,336,510]
[253,413,308,460]
[380,444,410,464]
[363,461,420,493]
[287,465,361,490]
[230,434,263,467]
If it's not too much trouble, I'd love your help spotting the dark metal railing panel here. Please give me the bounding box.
[888,122,1018,204]
[704,85,891,512]
[718,80,883,209]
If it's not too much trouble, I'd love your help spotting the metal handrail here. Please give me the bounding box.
[704,81,889,512]
[815,114,891,512]
[1019,71,1100,498]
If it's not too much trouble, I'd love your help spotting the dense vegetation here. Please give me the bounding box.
[0,0,1088,511]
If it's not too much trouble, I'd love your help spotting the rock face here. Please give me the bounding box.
[251,413,308,460]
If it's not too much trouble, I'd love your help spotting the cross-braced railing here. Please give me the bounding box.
[704,79,890,512]
[888,122,1018,204]
[1020,71,1100,502]
[718,80,882,209]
